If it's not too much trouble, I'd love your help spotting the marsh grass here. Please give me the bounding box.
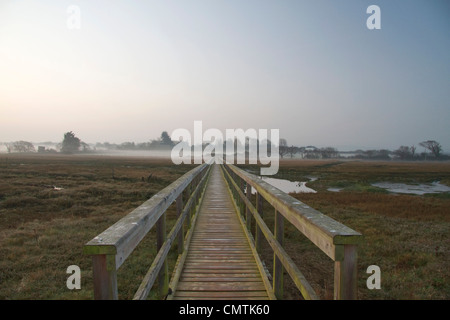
[0,154,194,299]
[1,156,449,299]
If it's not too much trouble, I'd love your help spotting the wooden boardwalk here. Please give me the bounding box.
[84,162,362,300]
[172,165,272,300]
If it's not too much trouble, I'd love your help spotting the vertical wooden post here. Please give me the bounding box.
[193,176,198,209]
[334,244,358,300]
[273,209,284,299]
[176,194,184,254]
[246,182,252,230]
[255,192,263,253]
[239,178,245,217]
[187,182,193,229]
[233,172,238,200]
[92,254,118,300]
[156,213,169,299]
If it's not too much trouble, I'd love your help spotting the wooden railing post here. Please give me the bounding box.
[334,244,358,300]
[176,194,184,254]
[246,182,252,230]
[196,174,201,206]
[92,254,118,300]
[187,182,193,228]
[273,209,284,299]
[255,192,263,253]
[239,178,245,216]
[156,213,169,299]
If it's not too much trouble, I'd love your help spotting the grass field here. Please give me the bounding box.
[0,154,196,299]
[0,155,448,299]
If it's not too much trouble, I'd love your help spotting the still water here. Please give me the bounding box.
[246,176,317,194]
[371,181,450,195]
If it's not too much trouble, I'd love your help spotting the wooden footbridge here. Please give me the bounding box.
[84,163,362,300]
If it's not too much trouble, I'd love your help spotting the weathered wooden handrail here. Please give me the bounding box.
[83,163,211,300]
[220,163,363,300]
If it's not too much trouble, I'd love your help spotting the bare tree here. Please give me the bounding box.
[320,147,339,159]
[9,141,35,153]
[279,138,289,158]
[288,145,297,158]
[393,146,412,160]
[419,140,442,158]
[410,145,416,158]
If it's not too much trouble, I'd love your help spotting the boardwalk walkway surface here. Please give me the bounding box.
[172,165,272,300]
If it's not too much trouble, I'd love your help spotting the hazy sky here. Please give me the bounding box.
[1,0,449,151]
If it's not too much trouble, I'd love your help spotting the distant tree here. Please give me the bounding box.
[320,147,339,159]
[378,149,391,160]
[393,146,412,160]
[304,146,320,159]
[10,141,35,153]
[80,142,91,152]
[61,131,81,154]
[5,143,12,153]
[410,145,416,158]
[419,140,442,158]
[118,142,136,150]
[161,131,174,146]
[279,138,289,158]
[357,149,391,160]
[137,142,151,150]
[288,145,297,158]
[96,142,116,150]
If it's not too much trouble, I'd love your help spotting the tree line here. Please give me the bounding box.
[3,132,447,161]
[3,131,175,154]
[278,139,446,160]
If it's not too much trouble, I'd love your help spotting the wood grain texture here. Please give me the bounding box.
[173,165,273,300]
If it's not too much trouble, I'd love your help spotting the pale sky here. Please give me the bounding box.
[0,0,449,151]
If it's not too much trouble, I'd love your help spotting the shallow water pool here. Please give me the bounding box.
[371,181,450,195]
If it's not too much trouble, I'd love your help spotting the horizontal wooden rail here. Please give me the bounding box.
[221,164,363,300]
[84,163,211,299]
[133,167,210,300]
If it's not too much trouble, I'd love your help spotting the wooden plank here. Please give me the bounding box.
[92,255,118,300]
[174,291,269,298]
[156,213,168,299]
[273,209,284,299]
[167,186,206,301]
[184,265,259,270]
[185,258,254,263]
[256,192,263,252]
[188,247,252,251]
[334,244,358,300]
[174,297,270,300]
[181,269,261,274]
[173,165,271,300]
[187,251,253,255]
[176,194,184,254]
[246,181,252,230]
[176,282,267,292]
[223,173,277,301]
[181,277,263,282]
[186,253,254,258]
